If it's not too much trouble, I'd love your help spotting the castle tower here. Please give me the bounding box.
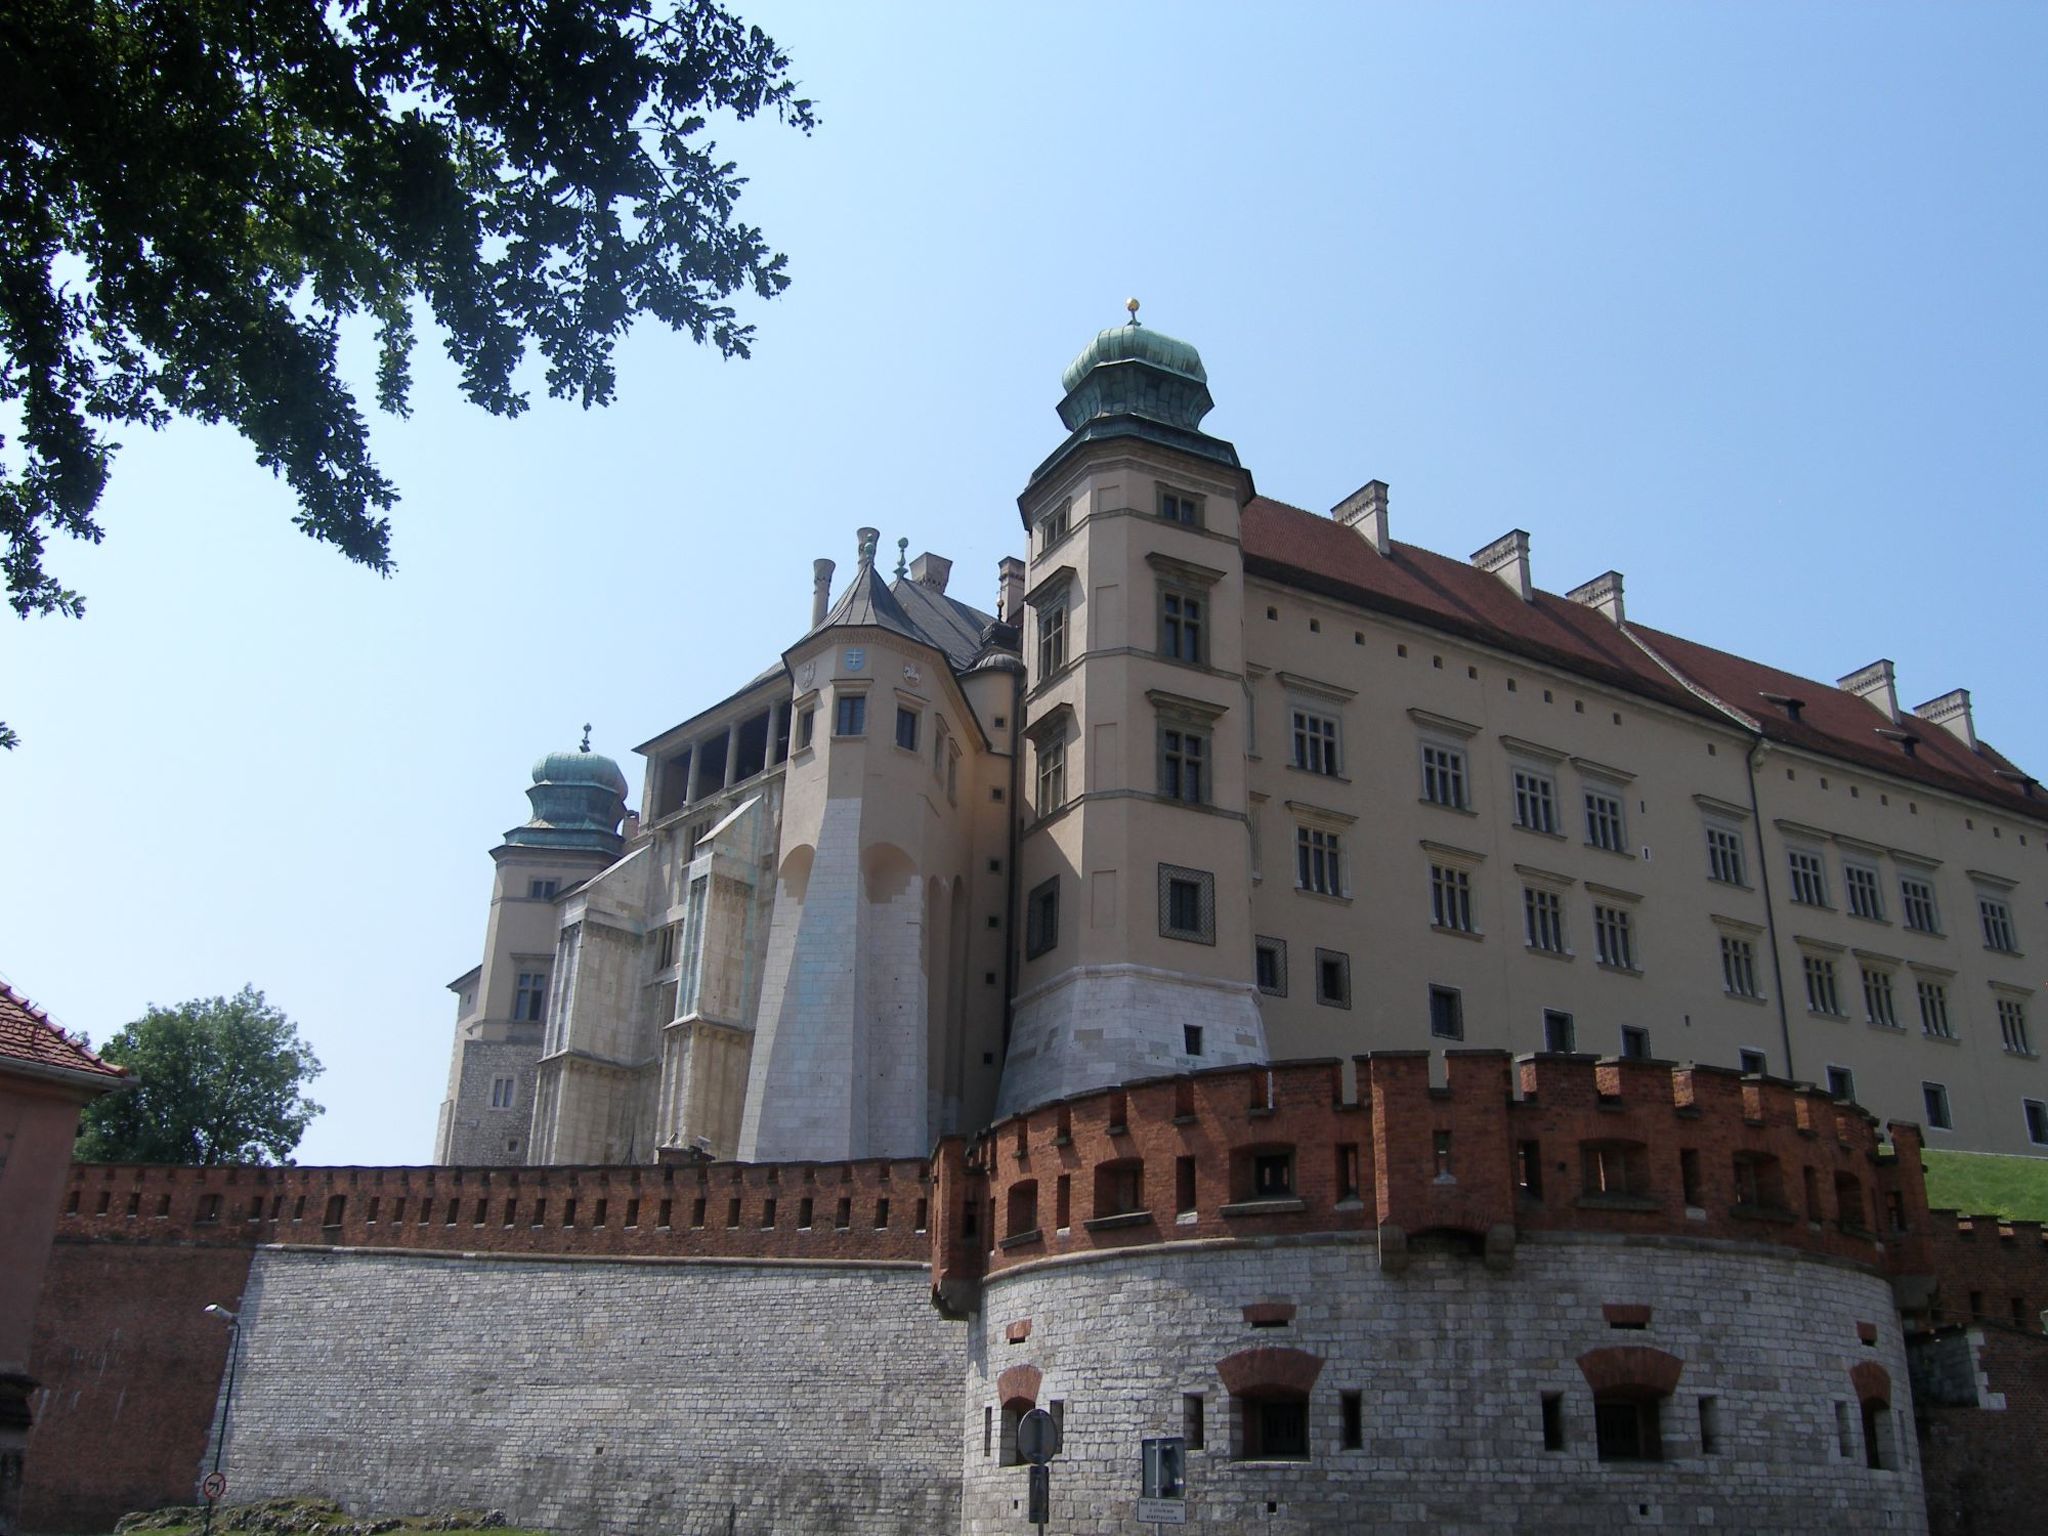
[997,308,1269,1116]
[436,733,628,1164]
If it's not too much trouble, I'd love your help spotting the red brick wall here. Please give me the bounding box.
[1920,1328,2048,1536]
[1917,1216,2048,1334]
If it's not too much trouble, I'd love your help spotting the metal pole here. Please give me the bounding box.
[203,1321,240,1536]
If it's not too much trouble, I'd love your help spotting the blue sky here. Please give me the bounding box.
[3,2,2042,1165]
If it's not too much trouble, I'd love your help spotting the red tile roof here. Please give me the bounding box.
[1239,496,2043,819]
[0,980,127,1085]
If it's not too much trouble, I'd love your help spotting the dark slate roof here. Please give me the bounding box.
[889,579,1000,673]
[809,560,926,648]
[0,979,127,1085]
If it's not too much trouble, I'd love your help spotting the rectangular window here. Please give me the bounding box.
[1620,1025,1650,1060]
[1183,1393,1206,1451]
[489,1075,516,1109]
[1159,726,1207,804]
[1698,1396,1721,1456]
[1845,864,1884,921]
[1720,935,1760,999]
[1706,824,1746,886]
[1291,710,1340,775]
[895,706,919,752]
[1159,589,1204,665]
[1025,878,1059,959]
[1523,887,1565,953]
[1593,905,1634,970]
[1543,1010,1575,1053]
[1159,488,1202,526]
[1787,848,1829,907]
[1826,1065,1855,1101]
[1158,864,1215,945]
[1297,827,1343,896]
[1901,875,1940,934]
[1922,1081,1952,1131]
[834,693,867,737]
[1430,864,1474,933]
[2025,1099,2048,1147]
[1998,997,2032,1055]
[1917,979,1954,1039]
[513,969,549,1023]
[1421,743,1468,809]
[1862,967,1899,1028]
[1429,985,1464,1040]
[1036,737,1066,815]
[1513,768,1558,833]
[1315,949,1351,1008]
[1541,1393,1566,1452]
[1739,1048,1767,1076]
[1038,602,1068,676]
[1981,896,2018,953]
[527,878,559,900]
[1341,1391,1364,1450]
[797,706,815,749]
[1040,498,1071,548]
[1585,789,1627,853]
[1803,955,1843,1016]
[1254,937,1287,997]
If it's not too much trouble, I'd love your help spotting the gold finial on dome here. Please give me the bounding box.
[1125,296,1141,326]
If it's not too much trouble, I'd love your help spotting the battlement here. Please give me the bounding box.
[56,1156,934,1265]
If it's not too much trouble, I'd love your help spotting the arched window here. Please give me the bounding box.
[1218,1346,1324,1463]
[1851,1362,1895,1471]
[1577,1346,1683,1463]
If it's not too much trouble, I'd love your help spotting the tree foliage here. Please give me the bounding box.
[0,0,814,632]
[75,986,325,1164]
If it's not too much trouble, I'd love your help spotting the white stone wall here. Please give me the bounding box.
[217,1248,964,1536]
[964,1234,1926,1535]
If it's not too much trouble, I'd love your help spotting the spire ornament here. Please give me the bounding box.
[1126,296,1141,327]
[895,537,909,579]
[580,723,592,752]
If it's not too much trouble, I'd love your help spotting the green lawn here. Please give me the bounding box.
[1922,1148,2048,1223]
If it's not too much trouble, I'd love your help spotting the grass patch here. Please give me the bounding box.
[1923,1148,2048,1223]
[113,1499,548,1536]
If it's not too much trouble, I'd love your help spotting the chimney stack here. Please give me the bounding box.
[810,558,835,628]
[909,553,952,593]
[998,556,1026,624]
[1837,659,1900,723]
[1566,570,1626,626]
[1332,479,1391,556]
[1913,688,1977,751]
[1472,529,1534,602]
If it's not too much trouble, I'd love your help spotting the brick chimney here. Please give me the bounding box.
[910,553,952,593]
[1566,570,1626,626]
[998,556,1026,624]
[1837,659,1899,723]
[1913,688,1977,750]
[1332,480,1391,556]
[811,558,835,628]
[1472,530,1534,602]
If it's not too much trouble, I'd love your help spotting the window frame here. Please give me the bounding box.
[1158,585,1206,666]
[1314,948,1351,1009]
[1297,825,1344,898]
[1158,722,1209,805]
[1922,1081,1953,1132]
[1037,597,1069,678]
[1290,707,1341,777]
[1593,903,1635,971]
[1915,976,1955,1040]
[1024,877,1059,960]
[1512,765,1560,835]
[1786,846,1830,908]
[1979,894,2019,953]
[1157,864,1216,946]
[1584,786,1628,854]
[1428,984,1464,1041]
[1997,994,2033,1056]
[1523,884,1567,955]
[894,704,920,753]
[1843,861,1886,922]
[1543,1009,1576,1053]
[1704,822,1747,887]
[1900,873,1941,934]
[1035,735,1067,817]
[1420,740,1470,811]
[833,690,868,738]
[1719,932,1761,1000]
[1802,953,1844,1017]
[1254,937,1288,997]
[1430,862,1476,934]
[1157,485,1204,528]
[1861,964,1900,1028]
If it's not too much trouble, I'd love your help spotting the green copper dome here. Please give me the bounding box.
[1056,319,1216,436]
[1059,322,1208,396]
[507,733,628,855]
[531,747,629,798]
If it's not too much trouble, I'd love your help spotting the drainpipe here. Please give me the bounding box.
[1745,735,1797,1079]
[1001,666,1024,1060]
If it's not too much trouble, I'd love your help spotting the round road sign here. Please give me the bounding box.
[202,1472,228,1501]
[1017,1406,1060,1465]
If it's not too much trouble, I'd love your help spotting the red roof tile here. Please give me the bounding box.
[0,980,127,1084]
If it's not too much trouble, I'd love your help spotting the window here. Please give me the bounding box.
[1315,949,1351,1008]
[1158,864,1215,945]
[1297,827,1343,896]
[1541,1393,1566,1452]
[834,692,867,736]
[1184,1394,1206,1451]
[1159,487,1202,526]
[1038,601,1068,676]
[1585,789,1627,853]
[1826,1065,1855,1102]
[1620,1025,1650,1060]
[1698,1396,1722,1456]
[1803,955,1843,1016]
[895,706,919,752]
[1238,1393,1309,1460]
[1980,896,2018,953]
[1291,710,1340,775]
[1429,985,1464,1040]
[1157,587,1208,668]
[1917,978,1954,1039]
[1430,864,1475,933]
[1922,1082,1952,1131]
[489,1075,516,1109]
[528,878,559,900]
[1998,997,2032,1055]
[1254,937,1287,996]
[1593,905,1634,970]
[1512,768,1558,833]
[1720,935,1760,999]
[1039,498,1071,548]
[1523,886,1565,954]
[1025,878,1059,959]
[1594,1394,1663,1462]
[1845,863,1884,921]
[1421,743,1468,809]
[2025,1099,2048,1147]
[513,970,549,1023]
[1862,966,1899,1028]
[1036,737,1066,815]
[1901,875,1940,934]
[1160,726,1207,804]
[1787,848,1829,907]
[1544,1010,1576,1053]
[1581,1140,1651,1199]
[797,706,815,749]
[1738,1048,1767,1076]
[1705,824,1746,885]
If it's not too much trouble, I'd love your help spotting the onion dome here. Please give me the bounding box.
[506,725,628,855]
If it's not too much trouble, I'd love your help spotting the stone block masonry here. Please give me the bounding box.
[218,1249,964,1536]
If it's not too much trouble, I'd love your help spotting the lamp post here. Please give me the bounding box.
[201,1304,241,1536]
